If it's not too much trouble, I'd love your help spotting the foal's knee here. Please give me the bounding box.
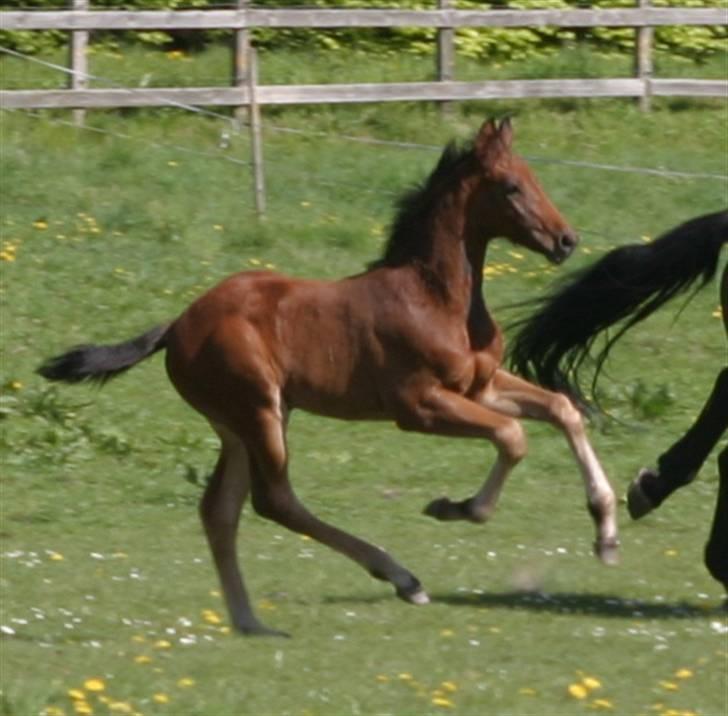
[550,393,584,433]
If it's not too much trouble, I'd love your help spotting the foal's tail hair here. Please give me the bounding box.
[508,209,728,407]
[37,323,171,386]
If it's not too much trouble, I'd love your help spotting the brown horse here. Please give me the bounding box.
[38,118,618,636]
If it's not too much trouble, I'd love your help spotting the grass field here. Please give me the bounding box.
[1,45,727,716]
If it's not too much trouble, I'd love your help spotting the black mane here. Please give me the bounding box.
[370,141,473,269]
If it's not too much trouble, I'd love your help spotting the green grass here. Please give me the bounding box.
[1,45,727,716]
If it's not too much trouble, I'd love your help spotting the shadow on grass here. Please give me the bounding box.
[324,590,726,619]
[431,590,727,619]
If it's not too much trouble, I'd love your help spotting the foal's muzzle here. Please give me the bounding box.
[552,230,579,263]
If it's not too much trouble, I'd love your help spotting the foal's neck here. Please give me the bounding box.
[426,178,488,308]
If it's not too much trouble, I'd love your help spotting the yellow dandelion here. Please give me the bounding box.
[591,698,614,710]
[398,672,413,681]
[177,677,195,688]
[440,628,454,637]
[488,626,501,634]
[108,703,133,713]
[265,263,276,269]
[166,50,185,60]
[582,676,602,691]
[300,201,311,208]
[167,160,179,167]
[154,639,172,649]
[83,679,105,692]
[72,702,92,715]
[674,668,693,679]
[33,219,49,230]
[131,635,146,643]
[202,610,222,625]
[519,687,537,696]
[641,235,652,243]
[43,707,66,716]
[213,224,224,231]
[8,380,23,391]
[568,683,589,699]
[375,674,389,683]
[440,681,458,692]
[431,696,454,708]
[219,625,231,635]
[68,689,86,701]
[663,549,678,557]
[659,680,679,691]
[134,655,152,664]
[248,258,262,266]
[48,552,65,561]
[713,307,723,319]
[300,534,311,541]
[152,693,170,704]
[257,599,276,612]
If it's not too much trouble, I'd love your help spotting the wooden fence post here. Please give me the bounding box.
[247,45,266,219]
[232,0,250,128]
[69,0,88,126]
[437,0,454,116]
[635,0,653,111]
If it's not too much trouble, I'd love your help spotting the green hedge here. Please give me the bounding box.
[1,0,726,61]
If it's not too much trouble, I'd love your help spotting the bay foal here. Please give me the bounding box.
[39,119,618,635]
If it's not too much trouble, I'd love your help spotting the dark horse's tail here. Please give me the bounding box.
[508,209,728,406]
[37,323,171,385]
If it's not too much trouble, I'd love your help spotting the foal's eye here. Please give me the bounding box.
[503,181,520,196]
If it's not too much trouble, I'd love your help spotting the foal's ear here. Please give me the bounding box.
[474,117,511,164]
[497,116,514,148]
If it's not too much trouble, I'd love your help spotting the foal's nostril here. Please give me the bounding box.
[558,231,579,254]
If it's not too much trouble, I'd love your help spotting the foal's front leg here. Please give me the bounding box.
[476,369,619,564]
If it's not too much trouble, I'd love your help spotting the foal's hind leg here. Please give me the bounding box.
[473,369,619,564]
[200,425,286,637]
[246,405,429,605]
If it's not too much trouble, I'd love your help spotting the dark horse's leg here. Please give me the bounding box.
[705,447,728,594]
[627,367,728,518]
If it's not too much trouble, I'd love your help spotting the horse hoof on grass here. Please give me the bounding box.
[627,472,656,520]
[399,587,430,605]
[594,539,620,566]
[239,623,291,638]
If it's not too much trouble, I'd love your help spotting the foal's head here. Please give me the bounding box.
[468,118,578,264]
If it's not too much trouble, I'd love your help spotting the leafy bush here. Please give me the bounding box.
[1,0,725,61]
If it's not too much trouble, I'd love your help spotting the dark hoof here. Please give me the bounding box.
[238,623,291,638]
[594,538,620,566]
[627,470,657,520]
[424,496,483,523]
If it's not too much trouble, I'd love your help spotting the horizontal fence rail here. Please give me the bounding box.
[3,79,726,110]
[1,6,726,110]
[2,7,726,30]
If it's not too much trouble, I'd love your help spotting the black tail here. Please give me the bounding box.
[508,210,728,406]
[37,323,171,385]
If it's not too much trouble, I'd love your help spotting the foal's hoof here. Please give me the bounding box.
[397,585,430,605]
[424,496,483,523]
[396,576,430,605]
[627,470,657,520]
[238,622,291,638]
[594,538,620,566]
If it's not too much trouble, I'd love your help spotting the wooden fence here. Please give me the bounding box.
[1,3,727,112]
